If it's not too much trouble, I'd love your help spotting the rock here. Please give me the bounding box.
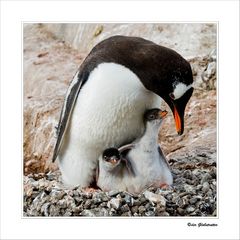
[186,206,195,213]
[107,198,121,210]
[83,199,92,209]
[176,197,188,208]
[145,211,155,216]
[202,182,210,193]
[80,210,96,217]
[41,203,50,216]
[183,184,195,194]
[183,170,193,179]
[131,206,139,214]
[120,204,130,213]
[201,173,212,184]
[177,207,185,216]
[123,194,134,206]
[138,206,146,215]
[121,211,132,217]
[189,196,201,205]
[143,191,166,206]
[201,61,216,89]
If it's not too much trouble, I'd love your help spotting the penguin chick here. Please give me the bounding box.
[97,148,134,192]
[97,109,173,194]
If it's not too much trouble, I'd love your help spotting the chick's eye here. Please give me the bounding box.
[149,114,155,120]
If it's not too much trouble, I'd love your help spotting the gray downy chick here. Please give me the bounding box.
[97,109,173,194]
[97,148,134,192]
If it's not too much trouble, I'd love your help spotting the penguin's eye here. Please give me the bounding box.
[169,92,175,100]
[148,114,155,120]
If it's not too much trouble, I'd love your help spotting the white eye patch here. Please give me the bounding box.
[172,82,193,100]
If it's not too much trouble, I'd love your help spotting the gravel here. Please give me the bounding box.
[23,149,216,217]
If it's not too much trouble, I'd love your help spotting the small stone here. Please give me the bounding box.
[138,206,146,214]
[183,170,193,179]
[98,202,107,208]
[41,203,50,216]
[186,206,195,213]
[83,199,92,209]
[49,204,60,216]
[97,208,109,217]
[120,204,130,213]
[176,197,188,208]
[145,211,155,216]
[177,207,185,216]
[202,182,210,193]
[123,194,134,206]
[199,202,213,214]
[131,206,139,214]
[139,196,147,204]
[143,190,166,206]
[184,184,195,194]
[200,173,212,184]
[133,199,141,206]
[157,211,169,216]
[212,209,217,216]
[121,211,132,217]
[196,184,203,191]
[109,208,117,216]
[107,198,121,210]
[189,196,200,205]
[80,210,96,217]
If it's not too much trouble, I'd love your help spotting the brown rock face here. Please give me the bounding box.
[23,24,83,174]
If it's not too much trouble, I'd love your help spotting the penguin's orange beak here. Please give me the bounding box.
[173,106,182,134]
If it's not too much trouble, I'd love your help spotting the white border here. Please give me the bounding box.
[1,1,239,240]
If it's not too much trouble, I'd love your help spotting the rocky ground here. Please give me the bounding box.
[24,147,216,217]
[23,24,217,217]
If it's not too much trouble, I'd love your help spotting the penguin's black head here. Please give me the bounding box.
[144,108,168,122]
[144,49,194,135]
[83,36,194,135]
[102,148,121,164]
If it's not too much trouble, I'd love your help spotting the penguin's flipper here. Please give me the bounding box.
[52,69,88,162]
[157,145,171,169]
[118,143,135,154]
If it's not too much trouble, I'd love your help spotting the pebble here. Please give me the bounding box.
[143,191,166,206]
[80,210,96,217]
[189,196,200,205]
[107,198,121,210]
[201,172,212,184]
[120,204,130,213]
[177,207,185,216]
[202,182,210,193]
[138,206,146,214]
[186,206,195,213]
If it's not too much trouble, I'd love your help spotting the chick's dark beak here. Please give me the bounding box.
[158,110,168,119]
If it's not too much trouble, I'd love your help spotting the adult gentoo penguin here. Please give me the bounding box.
[52,35,193,187]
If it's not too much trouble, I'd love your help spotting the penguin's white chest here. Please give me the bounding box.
[59,62,161,187]
[70,63,161,146]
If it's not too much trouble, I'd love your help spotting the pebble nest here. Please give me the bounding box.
[23,149,216,217]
